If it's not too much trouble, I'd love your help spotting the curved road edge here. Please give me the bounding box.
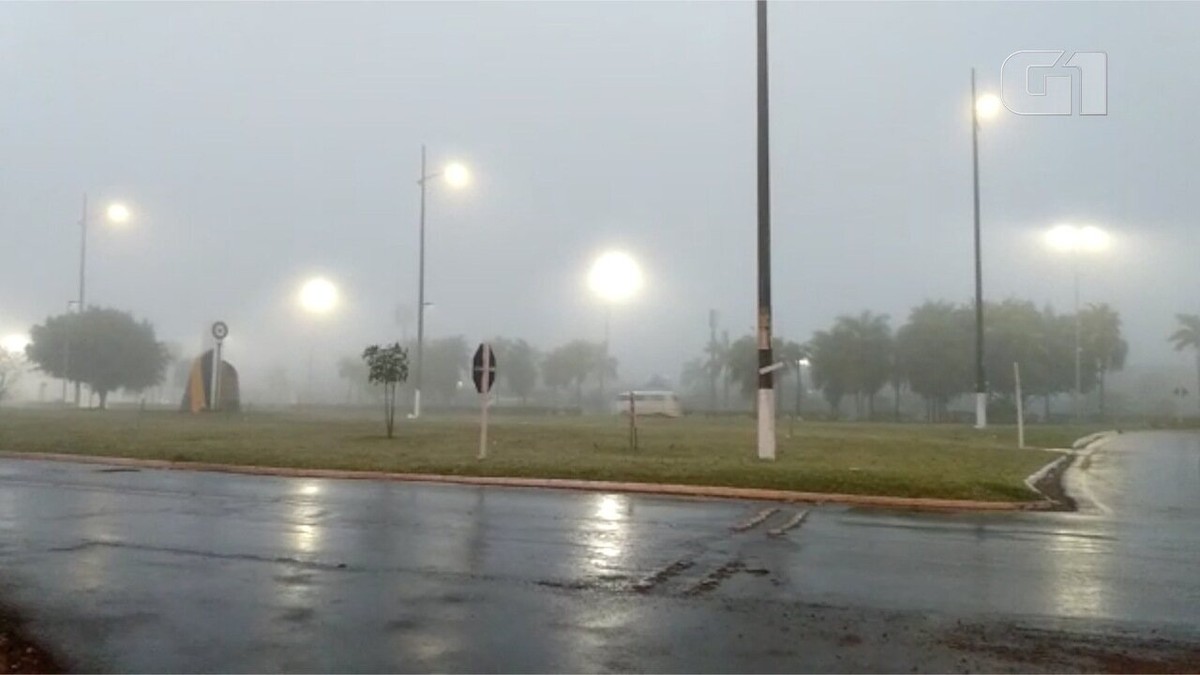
[1061,429,1121,515]
[0,450,1057,512]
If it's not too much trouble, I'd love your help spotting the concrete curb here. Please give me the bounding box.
[1071,430,1118,451]
[1024,453,1073,499]
[0,450,1056,512]
[1061,429,1120,515]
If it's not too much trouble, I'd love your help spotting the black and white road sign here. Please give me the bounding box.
[473,343,497,394]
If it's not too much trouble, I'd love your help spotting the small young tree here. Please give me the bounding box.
[0,350,26,407]
[362,343,409,438]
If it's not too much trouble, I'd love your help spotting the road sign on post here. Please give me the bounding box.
[473,343,497,459]
[210,321,228,412]
[472,343,497,394]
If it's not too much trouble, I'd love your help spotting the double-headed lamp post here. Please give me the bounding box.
[74,195,133,406]
[970,72,1002,429]
[1045,224,1110,422]
[587,251,644,404]
[412,147,470,419]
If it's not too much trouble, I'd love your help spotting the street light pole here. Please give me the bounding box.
[755,0,776,461]
[414,145,428,419]
[600,305,611,402]
[1080,253,1089,420]
[74,193,88,407]
[971,68,988,430]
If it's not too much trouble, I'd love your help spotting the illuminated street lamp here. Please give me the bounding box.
[412,147,471,419]
[0,333,30,355]
[588,251,644,402]
[298,277,339,316]
[74,194,135,406]
[1045,224,1110,422]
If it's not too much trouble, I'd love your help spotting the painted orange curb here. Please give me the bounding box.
[0,451,1056,512]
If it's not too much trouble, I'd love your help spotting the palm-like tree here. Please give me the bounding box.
[1168,314,1200,413]
[1080,303,1128,419]
[833,311,893,419]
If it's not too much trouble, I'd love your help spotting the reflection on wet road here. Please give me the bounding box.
[0,431,1197,672]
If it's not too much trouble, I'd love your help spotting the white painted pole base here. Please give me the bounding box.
[974,392,987,429]
[413,390,422,419]
[757,388,776,460]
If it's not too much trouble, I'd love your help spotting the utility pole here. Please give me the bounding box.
[970,68,988,429]
[414,145,428,418]
[75,193,88,408]
[755,0,776,460]
[708,310,719,413]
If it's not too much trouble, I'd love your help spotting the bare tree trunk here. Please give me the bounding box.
[384,383,395,438]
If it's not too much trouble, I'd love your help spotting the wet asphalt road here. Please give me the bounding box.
[0,431,1198,672]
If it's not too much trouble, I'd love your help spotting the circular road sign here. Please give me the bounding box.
[211,321,229,341]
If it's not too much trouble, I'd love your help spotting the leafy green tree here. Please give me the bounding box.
[838,311,893,418]
[724,335,758,400]
[541,340,613,408]
[896,301,973,421]
[362,343,409,438]
[1079,303,1128,418]
[984,300,1054,402]
[1168,313,1200,413]
[26,308,167,409]
[809,328,852,418]
[491,338,539,404]
[422,336,469,406]
[0,350,25,406]
[1032,308,1077,419]
[337,355,375,404]
[679,357,708,401]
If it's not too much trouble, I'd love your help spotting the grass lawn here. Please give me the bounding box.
[0,408,1096,502]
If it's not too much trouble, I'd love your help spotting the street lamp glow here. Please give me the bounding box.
[0,333,30,354]
[298,277,339,315]
[976,93,1002,120]
[1046,224,1110,252]
[106,202,131,224]
[588,251,643,304]
[1079,225,1110,252]
[443,162,470,188]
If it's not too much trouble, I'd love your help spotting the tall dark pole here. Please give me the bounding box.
[1073,256,1082,422]
[414,145,428,418]
[74,193,88,407]
[755,0,776,460]
[600,305,610,403]
[971,69,987,429]
[708,309,719,413]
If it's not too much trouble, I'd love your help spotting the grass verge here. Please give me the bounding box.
[0,408,1099,502]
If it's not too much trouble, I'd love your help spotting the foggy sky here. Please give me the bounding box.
[3,1,1198,390]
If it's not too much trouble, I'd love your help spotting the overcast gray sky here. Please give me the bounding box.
[3,1,1198,390]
